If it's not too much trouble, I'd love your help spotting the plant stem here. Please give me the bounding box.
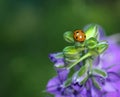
[67,52,92,69]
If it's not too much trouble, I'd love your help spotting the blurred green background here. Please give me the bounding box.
[0,0,120,97]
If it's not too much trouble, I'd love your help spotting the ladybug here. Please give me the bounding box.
[73,30,86,42]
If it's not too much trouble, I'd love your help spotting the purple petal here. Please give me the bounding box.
[57,69,69,82]
[77,88,87,97]
[104,92,120,97]
[106,33,120,44]
[102,82,117,92]
[109,80,120,92]
[95,75,105,85]
[101,41,120,72]
[91,88,102,97]
[97,24,106,40]
[107,72,120,82]
[46,76,61,94]
[55,95,65,97]
[71,83,83,92]
[93,56,100,66]
[49,52,64,63]
[63,87,74,96]
[54,59,65,67]
[86,79,92,90]
[74,62,83,71]
[55,95,74,97]
[85,79,103,97]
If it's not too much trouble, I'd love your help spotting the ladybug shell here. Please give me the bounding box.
[73,30,86,42]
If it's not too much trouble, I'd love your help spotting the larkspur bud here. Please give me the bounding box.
[63,46,81,64]
[85,37,98,49]
[97,41,108,54]
[83,24,100,40]
[64,31,74,43]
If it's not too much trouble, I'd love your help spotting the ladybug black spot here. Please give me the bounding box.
[76,32,79,33]
[76,37,78,39]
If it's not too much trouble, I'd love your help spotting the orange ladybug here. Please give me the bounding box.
[73,30,86,42]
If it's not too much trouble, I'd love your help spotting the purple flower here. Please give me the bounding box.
[46,69,86,97]
[46,24,120,97]
[100,34,120,96]
[49,52,65,68]
[80,34,120,97]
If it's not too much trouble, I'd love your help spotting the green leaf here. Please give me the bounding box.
[88,50,99,56]
[92,68,107,78]
[92,77,101,90]
[76,61,89,85]
[83,24,99,40]
[63,31,74,43]
[72,70,88,85]
[97,41,108,54]
[85,37,98,49]
[63,77,72,87]
[80,73,88,85]
[78,63,89,77]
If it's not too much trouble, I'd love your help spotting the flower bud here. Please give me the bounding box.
[83,24,101,40]
[85,37,98,49]
[63,46,81,64]
[63,31,74,43]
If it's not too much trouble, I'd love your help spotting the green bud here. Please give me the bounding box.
[85,37,98,49]
[65,58,78,64]
[63,46,80,58]
[92,77,101,90]
[97,41,108,54]
[87,41,108,56]
[74,41,85,48]
[63,31,74,43]
[63,46,81,64]
[83,24,99,40]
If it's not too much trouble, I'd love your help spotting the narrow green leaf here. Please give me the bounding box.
[80,74,88,85]
[73,70,88,85]
[92,68,107,78]
[63,78,72,87]
[92,77,101,90]
[78,64,89,77]
[88,50,99,56]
